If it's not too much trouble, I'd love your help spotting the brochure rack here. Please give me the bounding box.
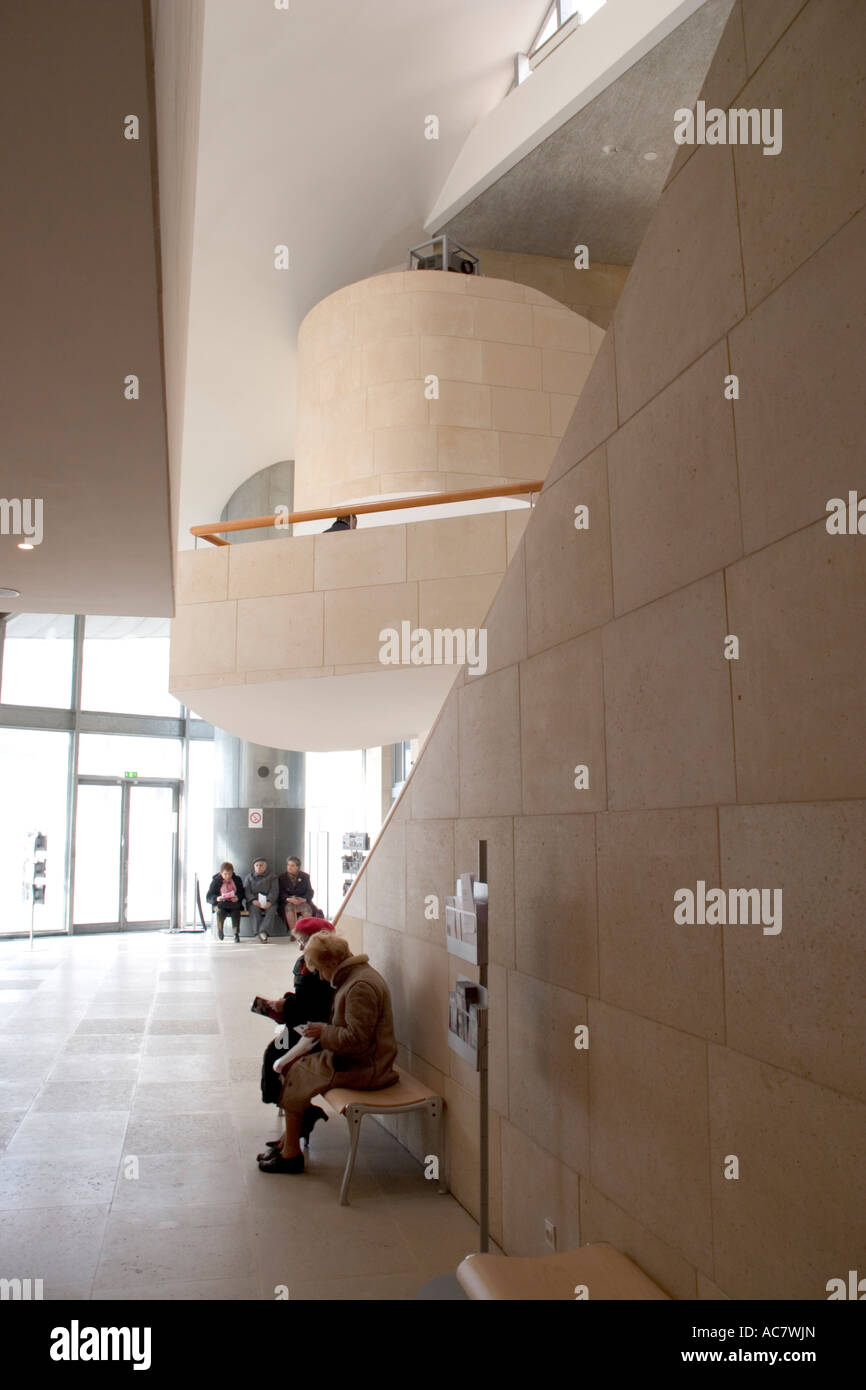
[445,839,490,1252]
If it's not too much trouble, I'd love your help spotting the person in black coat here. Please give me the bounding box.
[206,863,245,941]
[257,918,335,1154]
[277,856,315,932]
[323,514,357,532]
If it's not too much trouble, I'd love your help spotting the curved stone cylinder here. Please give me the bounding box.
[294,269,597,512]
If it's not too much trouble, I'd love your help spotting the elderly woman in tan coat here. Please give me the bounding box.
[257,934,398,1174]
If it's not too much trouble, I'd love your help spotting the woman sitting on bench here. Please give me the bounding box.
[258,933,399,1175]
[258,918,335,1154]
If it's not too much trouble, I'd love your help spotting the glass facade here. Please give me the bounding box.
[0,614,213,935]
[0,727,71,935]
[184,738,215,925]
[78,733,183,779]
[305,749,367,916]
[73,783,122,925]
[81,616,180,716]
[0,613,75,709]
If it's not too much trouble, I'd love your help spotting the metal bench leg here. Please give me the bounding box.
[339,1106,364,1206]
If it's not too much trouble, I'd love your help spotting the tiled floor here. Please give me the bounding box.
[0,931,481,1300]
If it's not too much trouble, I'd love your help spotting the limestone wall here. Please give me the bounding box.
[338,0,866,1299]
[294,271,602,510]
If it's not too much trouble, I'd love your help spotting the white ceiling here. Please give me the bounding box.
[178,0,547,548]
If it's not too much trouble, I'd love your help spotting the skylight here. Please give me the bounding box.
[525,0,608,66]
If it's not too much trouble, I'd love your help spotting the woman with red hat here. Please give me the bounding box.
[257,917,335,1153]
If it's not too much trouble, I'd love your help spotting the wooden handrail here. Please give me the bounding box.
[191,481,543,546]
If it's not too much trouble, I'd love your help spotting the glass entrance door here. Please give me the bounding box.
[73,777,179,930]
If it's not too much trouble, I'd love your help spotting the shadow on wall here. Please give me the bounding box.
[220,459,295,545]
[338,0,866,1301]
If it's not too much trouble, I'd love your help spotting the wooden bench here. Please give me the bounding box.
[313,1066,447,1205]
[456,1242,670,1300]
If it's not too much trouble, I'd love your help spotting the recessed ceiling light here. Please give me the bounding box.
[601,144,617,155]
[643,151,658,161]
[17,542,33,550]
[0,587,21,598]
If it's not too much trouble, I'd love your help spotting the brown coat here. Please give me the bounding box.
[279,954,398,1113]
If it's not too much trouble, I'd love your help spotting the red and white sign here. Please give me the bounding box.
[248,808,263,828]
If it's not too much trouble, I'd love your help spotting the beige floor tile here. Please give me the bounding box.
[0,1204,109,1296]
[286,1270,424,1301]
[0,1110,27,1150]
[34,1079,135,1112]
[0,1154,118,1210]
[93,1218,256,1292]
[7,1110,129,1158]
[251,1199,418,1284]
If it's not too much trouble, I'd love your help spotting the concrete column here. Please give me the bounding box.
[212,729,306,936]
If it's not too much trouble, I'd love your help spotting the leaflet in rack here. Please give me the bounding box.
[444,870,488,965]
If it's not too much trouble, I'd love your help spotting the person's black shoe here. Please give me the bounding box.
[258,1152,304,1174]
[300,1106,328,1146]
[255,1139,283,1160]
[234,935,240,943]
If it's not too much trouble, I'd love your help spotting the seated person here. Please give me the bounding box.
[258,933,398,1174]
[206,862,245,941]
[243,859,280,941]
[257,918,335,1156]
[277,855,315,931]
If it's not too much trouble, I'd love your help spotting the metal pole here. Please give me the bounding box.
[478,838,489,1253]
[64,616,84,935]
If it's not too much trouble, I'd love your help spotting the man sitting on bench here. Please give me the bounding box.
[258,934,398,1174]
